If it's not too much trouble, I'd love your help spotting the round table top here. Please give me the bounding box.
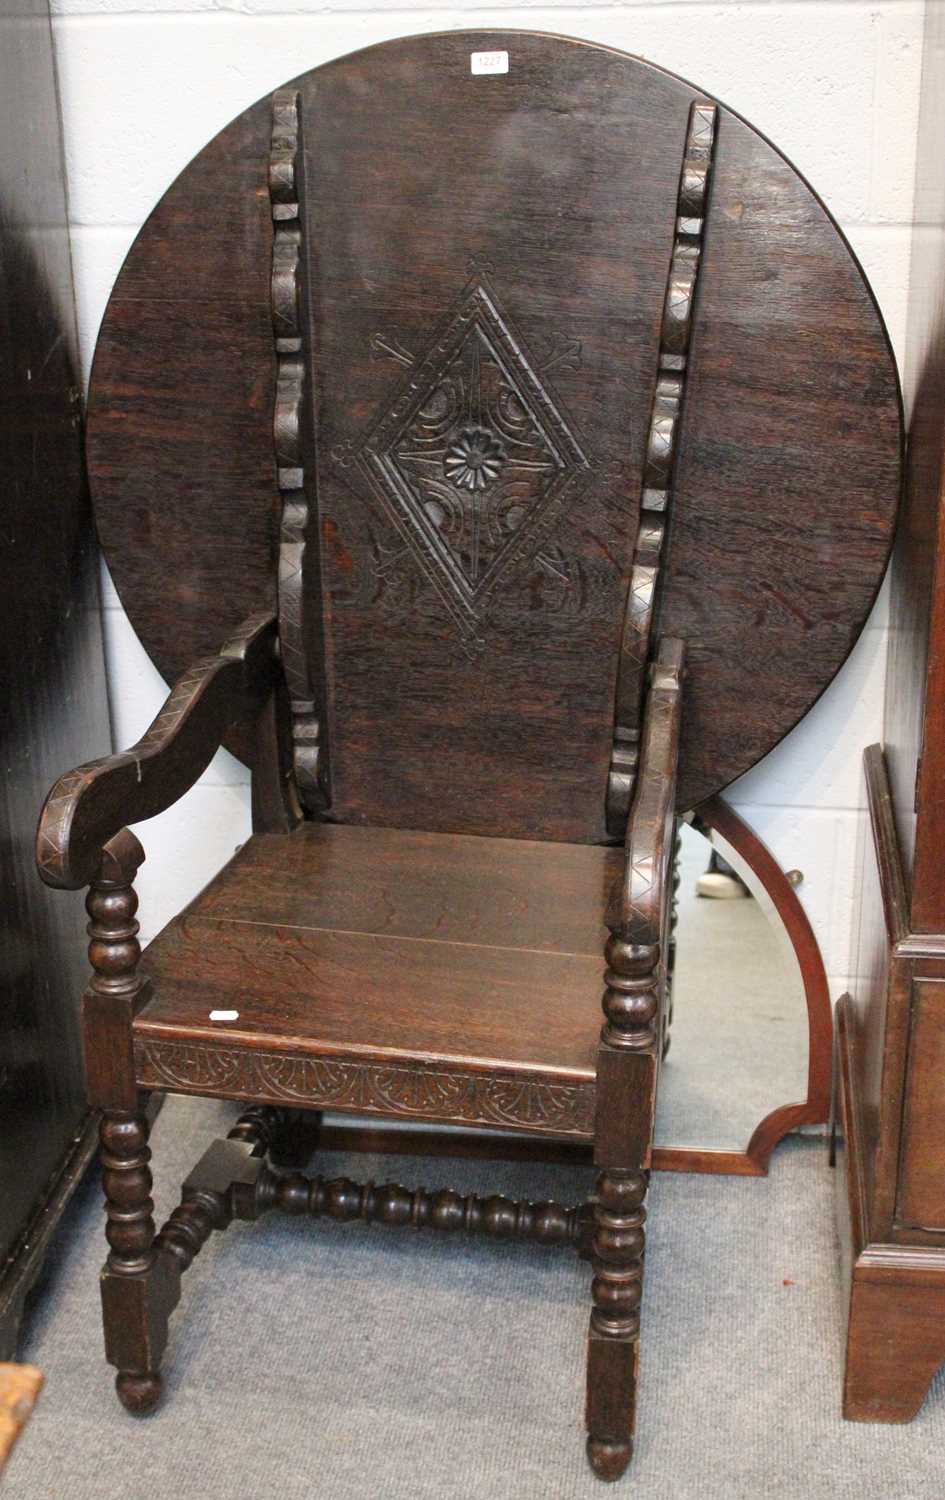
[86,32,902,819]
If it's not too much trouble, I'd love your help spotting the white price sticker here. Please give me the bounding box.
[470,50,509,77]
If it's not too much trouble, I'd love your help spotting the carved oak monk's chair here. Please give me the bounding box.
[36,32,900,1479]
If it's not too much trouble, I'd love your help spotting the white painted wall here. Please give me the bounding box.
[50,0,923,998]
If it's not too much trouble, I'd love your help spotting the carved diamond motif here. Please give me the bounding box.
[356,279,590,635]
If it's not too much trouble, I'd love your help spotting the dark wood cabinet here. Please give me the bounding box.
[0,0,111,1351]
[834,1,945,1422]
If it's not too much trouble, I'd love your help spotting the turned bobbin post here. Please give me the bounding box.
[84,831,177,1415]
[586,934,661,1480]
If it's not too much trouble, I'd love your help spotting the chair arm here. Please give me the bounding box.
[608,636,685,947]
[36,612,279,891]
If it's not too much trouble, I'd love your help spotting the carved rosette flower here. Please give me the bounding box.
[443,425,506,492]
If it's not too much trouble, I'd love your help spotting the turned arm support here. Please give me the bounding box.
[589,638,684,1396]
[36,612,279,891]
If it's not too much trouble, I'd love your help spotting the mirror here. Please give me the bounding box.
[654,816,809,1155]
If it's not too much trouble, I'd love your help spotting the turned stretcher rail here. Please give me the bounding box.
[153,1107,595,1279]
[254,1169,591,1246]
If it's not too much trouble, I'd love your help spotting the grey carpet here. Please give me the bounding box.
[7,1096,945,1499]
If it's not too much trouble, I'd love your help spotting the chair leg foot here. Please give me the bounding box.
[115,1370,163,1416]
[99,1110,180,1410]
[586,1436,634,1481]
[584,1168,647,1482]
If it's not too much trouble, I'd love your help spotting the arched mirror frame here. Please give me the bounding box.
[651,796,832,1176]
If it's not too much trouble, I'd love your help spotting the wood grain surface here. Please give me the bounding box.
[134,824,621,1088]
[86,31,902,831]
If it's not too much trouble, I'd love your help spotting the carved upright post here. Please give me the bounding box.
[606,102,716,836]
[269,87,328,812]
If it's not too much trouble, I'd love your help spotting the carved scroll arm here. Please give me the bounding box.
[609,637,685,949]
[36,612,279,891]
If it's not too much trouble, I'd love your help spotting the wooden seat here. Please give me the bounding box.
[34,29,901,1483]
[135,826,620,1135]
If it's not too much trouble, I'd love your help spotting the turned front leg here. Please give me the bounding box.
[85,832,179,1413]
[586,1168,648,1479]
[99,1109,170,1414]
[586,928,662,1480]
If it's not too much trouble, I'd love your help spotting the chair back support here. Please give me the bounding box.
[283,37,713,841]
